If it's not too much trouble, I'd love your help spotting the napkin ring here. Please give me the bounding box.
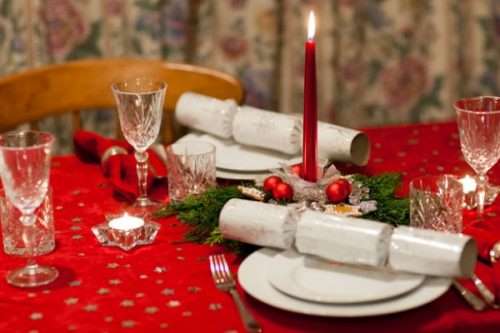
[101,146,128,167]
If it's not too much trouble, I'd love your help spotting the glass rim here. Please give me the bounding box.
[111,78,167,95]
[0,130,54,151]
[409,174,461,190]
[168,141,216,156]
[454,96,500,114]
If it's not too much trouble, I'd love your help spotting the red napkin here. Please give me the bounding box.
[463,219,500,299]
[73,130,167,202]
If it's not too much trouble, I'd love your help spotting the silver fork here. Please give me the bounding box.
[209,254,262,333]
[471,273,499,309]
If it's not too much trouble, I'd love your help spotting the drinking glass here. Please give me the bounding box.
[455,96,500,215]
[0,130,58,287]
[166,141,216,202]
[112,78,167,208]
[410,175,464,233]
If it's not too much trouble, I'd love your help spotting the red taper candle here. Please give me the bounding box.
[302,11,318,182]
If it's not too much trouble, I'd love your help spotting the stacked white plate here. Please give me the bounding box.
[238,248,451,317]
[176,132,300,181]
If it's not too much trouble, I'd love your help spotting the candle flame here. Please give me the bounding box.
[459,175,477,194]
[307,11,316,40]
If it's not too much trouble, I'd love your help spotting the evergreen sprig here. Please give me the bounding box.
[352,173,410,225]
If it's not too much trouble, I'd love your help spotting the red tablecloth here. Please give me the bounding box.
[2,122,500,333]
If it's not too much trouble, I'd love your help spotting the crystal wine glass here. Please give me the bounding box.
[455,96,500,215]
[0,130,58,287]
[112,78,167,208]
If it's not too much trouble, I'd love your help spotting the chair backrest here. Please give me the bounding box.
[0,58,244,144]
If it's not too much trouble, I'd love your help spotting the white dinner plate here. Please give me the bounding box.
[238,248,451,317]
[268,250,425,304]
[176,132,298,172]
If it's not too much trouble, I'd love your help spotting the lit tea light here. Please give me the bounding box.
[108,213,144,231]
[459,175,477,194]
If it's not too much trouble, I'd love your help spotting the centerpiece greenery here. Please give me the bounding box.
[155,173,409,251]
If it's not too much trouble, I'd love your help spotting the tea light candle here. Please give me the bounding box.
[459,175,477,194]
[108,214,144,231]
[459,175,477,209]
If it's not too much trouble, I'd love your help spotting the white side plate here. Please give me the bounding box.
[238,248,451,317]
[268,250,425,304]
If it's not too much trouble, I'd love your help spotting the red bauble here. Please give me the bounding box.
[290,163,303,177]
[263,175,283,192]
[272,182,294,201]
[325,178,352,203]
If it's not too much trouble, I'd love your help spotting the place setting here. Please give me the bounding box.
[2,6,500,333]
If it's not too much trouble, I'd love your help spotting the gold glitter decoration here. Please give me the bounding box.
[72,234,83,240]
[139,274,148,280]
[72,217,82,223]
[55,205,63,210]
[106,262,119,269]
[182,311,192,317]
[135,292,145,298]
[104,316,113,323]
[237,185,266,201]
[176,256,185,261]
[30,312,43,320]
[70,225,81,231]
[155,279,164,285]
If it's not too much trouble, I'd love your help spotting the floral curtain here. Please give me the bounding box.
[0,0,498,151]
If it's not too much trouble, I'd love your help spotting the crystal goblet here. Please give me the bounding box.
[112,78,167,209]
[0,130,58,287]
[455,96,500,215]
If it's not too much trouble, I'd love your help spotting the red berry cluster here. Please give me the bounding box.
[262,176,294,201]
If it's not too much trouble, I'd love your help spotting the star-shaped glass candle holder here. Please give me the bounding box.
[91,214,160,251]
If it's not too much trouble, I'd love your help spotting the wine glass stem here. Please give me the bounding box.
[477,174,487,215]
[135,151,149,202]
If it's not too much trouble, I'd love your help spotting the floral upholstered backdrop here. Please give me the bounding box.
[0,0,499,151]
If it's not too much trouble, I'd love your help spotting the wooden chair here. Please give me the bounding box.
[0,58,244,144]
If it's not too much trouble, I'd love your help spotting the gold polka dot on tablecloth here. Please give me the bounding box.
[83,304,98,312]
[166,300,181,308]
[65,297,79,305]
[161,288,175,296]
[120,300,135,308]
[121,320,136,328]
[145,306,159,314]
[30,312,43,320]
